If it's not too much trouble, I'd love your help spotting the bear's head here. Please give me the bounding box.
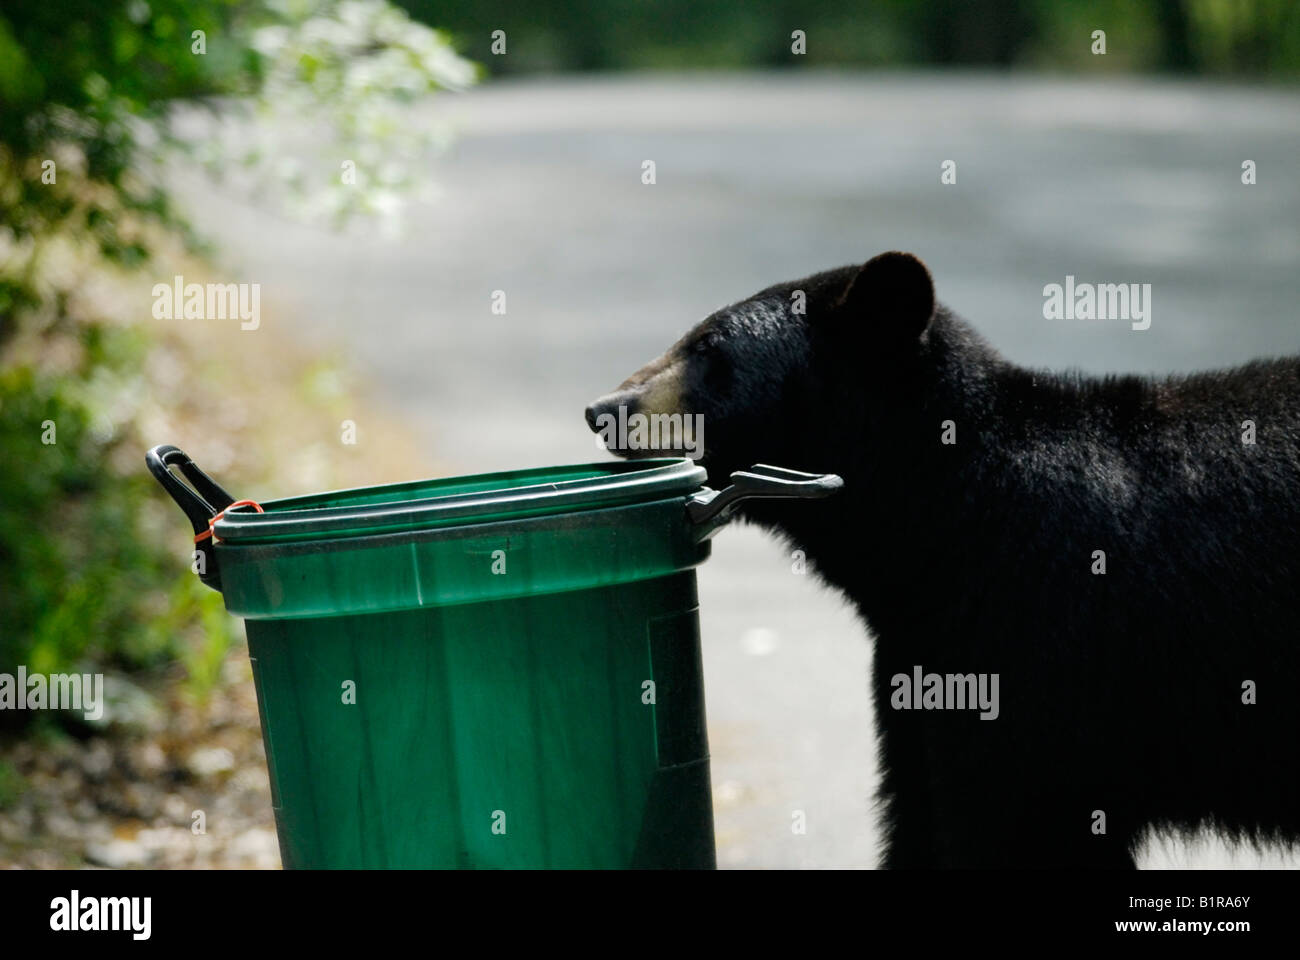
[585,251,939,487]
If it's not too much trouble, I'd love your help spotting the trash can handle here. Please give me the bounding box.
[686,464,843,533]
[145,444,238,590]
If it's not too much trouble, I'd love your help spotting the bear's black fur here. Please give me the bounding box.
[587,252,1300,868]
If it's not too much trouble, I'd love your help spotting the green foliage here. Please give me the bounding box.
[0,1,248,294]
[184,587,237,701]
[0,759,24,810]
[0,320,192,678]
[0,1,476,317]
[406,0,1300,77]
[0,1,475,713]
[244,0,478,226]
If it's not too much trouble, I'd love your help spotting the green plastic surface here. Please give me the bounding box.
[218,459,718,868]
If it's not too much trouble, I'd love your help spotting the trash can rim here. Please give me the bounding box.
[214,457,707,543]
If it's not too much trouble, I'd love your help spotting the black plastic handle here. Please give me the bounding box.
[687,464,843,536]
[145,444,237,590]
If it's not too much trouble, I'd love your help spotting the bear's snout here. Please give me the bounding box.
[588,349,699,458]
[584,391,640,434]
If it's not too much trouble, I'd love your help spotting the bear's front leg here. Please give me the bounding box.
[873,715,941,868]
[875,704,1140,868]
[876,795,940,869]
[924,791,1139,868]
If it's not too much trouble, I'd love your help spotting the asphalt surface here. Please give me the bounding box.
[175,72,1300,868]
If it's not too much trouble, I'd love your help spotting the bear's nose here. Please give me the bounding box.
[585,392,638,433]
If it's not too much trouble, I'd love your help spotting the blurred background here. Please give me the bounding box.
[2,0,1298,868]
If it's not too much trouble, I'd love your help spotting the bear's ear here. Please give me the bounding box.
[835,251,935,341]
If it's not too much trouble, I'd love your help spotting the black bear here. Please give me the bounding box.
[586,251,1300,869]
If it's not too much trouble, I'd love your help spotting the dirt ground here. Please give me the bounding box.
[0,650,280,869]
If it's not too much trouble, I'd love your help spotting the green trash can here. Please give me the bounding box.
[146,444,840,869]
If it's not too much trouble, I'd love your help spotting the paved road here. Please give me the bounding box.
[178,72,1300,868]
